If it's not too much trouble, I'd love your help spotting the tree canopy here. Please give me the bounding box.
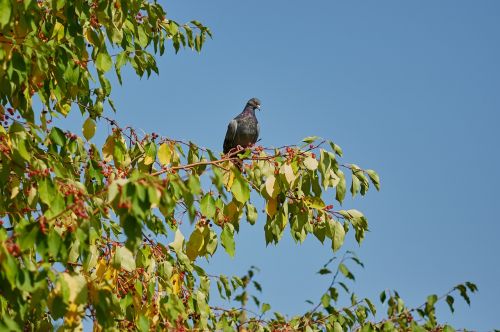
[0,1,476,331]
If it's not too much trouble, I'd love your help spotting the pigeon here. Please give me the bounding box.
[223,98,261,154]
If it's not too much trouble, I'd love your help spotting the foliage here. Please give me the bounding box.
[0,0,475,331]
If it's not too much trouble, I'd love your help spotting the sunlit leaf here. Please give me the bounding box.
[82,117,96,141]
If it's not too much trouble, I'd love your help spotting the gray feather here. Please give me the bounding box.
[223,98,261,154]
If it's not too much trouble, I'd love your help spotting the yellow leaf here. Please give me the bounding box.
[170,272,182,295]
[265,175,279,198]
[158,142,172,165]
[62,273,87,304]
[186,227,205,261]
[266,198,278,217]
[95,258,117,286]
[56,102,71,116]
[102,136,115,162]
[95,258,107,279]
[27,187,37,205]
[281,164,296,185]
[304,156,318,170]
[224,169,235,191]
[143,155,154,165]
[64,302,84,328]
[51,21,65,41]
[303,196,325,210]
[10,178,20,199]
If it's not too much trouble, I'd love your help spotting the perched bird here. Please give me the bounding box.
[223,98,261,154]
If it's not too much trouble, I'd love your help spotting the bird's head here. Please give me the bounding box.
[247,98,261,110]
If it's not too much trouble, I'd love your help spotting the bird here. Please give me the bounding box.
[223,98,261,154]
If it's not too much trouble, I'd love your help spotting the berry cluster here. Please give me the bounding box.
[58,183,89,219]
[5,237,21,257]
[98,161,113,178]
[284,146,305,164]
[310,213,327,225]
[27,167,52,178]
[253,145,264,153]
[59,183,84,197]
[65,131,77,140]
[72,200,89,219]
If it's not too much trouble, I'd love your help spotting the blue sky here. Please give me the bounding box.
[71,1,499,329]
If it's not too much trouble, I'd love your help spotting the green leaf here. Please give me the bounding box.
[200,194,216,219]
[333,322,343,332]
[113,246,136,272]
[318,268,331,275]
[137,315,150,332]
[49,127,66,146]
[366,169,380,191]
[331,220,345,252]
[205,229,218,256]
[110,25,124,44]
[221,224,235,258]
[96,51,112,72]
[351,173,360,197]
[261,303,271,314]
[0,315,21,332]
[335,169,346,203]
[231,171,250,203]
[365,298,376,316]
[169,229,185,252]
[246,203,258,225]
[443,325,456,332]
[143,142,157,165]
[82,117,96,140]
[321,293,330,308]
[465,281,478,292]
[456,284,471,305]
[302,136,319,144]
[329,141,343,157]
[38,178,56,205]
[445,295,454,313]
[338,263,355,281]
[0,0,12,28]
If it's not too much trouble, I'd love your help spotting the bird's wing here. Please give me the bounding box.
[223,119,238,153]
[256,122,260,142]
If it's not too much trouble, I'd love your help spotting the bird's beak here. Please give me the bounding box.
[256,105,261,111]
